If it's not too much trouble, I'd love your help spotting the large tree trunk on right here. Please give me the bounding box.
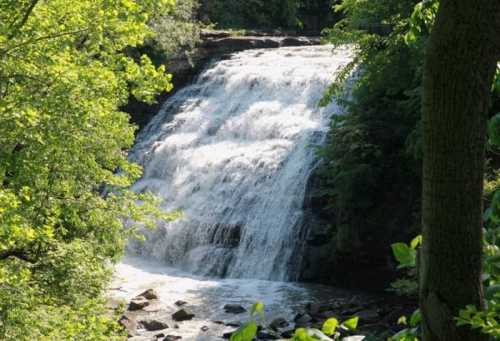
[421,1,500,340]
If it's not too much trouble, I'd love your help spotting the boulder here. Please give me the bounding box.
[201,325,209,332]
[174,300,187,307]
[136,288,159,300]
[163,336,182,341]
[257,329,280,340]
[355,309,380,324]
[225,321,242,327]
[128,297,150,311]
[118,314,138,336]
[294,313,313,327]
[269,317,289,330]
[172,309,195,321]
[224,304,246,314]
[139,319,169,331]
[281,329,295,338]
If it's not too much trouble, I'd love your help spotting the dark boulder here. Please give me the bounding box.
[172,309,195,321]
[136,288,159,300]
[224,304,246,314]
[139,319,169,331]
[174,300,187,307]
[128,297,150,311]
[269,317,289,330]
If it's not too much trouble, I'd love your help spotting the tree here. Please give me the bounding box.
[0,0,178,339]
[420,1,500,340]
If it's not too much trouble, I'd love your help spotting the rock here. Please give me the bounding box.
[257,329,280,339]
[139,319,169,331]
[163,336,182,341]
[224,304,246,314]
[213,320,225,325]
[306,302,322,316]
[143,302,162,312]
[128,297,150,311]
[269,317,289,330]
[225,321,242,327]
[118,314,138,336]
[342,336,366,341]
[172,309,195,321]
[173,324,180,329]
[155,333,166,338]
[294,313,313,327]
[136,288,159,300]
[281,329,295,338]
[222,331,234,339]
[201,325,209,332]
[281,37,313,47]
[174,300,187,307]
[356,309,380,324]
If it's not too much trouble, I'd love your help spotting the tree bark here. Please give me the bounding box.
[421,1,500,340]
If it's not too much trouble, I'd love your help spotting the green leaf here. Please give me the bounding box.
[230,321,257,341]
[342,316,359,330]
[398,316,407,325]
[410,235,422,249]
[409,309,421,327]
[391,243,417,268]
[486,284,500,299]
[250,301,265,319]
[322,317,339,335]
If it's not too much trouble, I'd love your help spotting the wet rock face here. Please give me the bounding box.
[297,165,399,290]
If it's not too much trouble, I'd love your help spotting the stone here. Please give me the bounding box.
[174,300,187,307]
[118,314,138,336]
[257,329,280,339]
[201,325,209,332]
[294,313,313,327]
[281,329,295,338]
[143,302,162,312]
[136,288,159,300]
[128,297,150,311]
[222,331,234,339]
[269,317,289,330]
[224,304,246,314]
[139,319,169,331]
[225,321,242,327]
[163,336,182,341]
[172,309,195,321]
[356,309,380,324]
[342,336,366,341]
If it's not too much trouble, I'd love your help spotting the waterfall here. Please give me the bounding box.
[129,45,352,281]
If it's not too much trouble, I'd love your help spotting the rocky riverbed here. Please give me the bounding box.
[109,257,415,341]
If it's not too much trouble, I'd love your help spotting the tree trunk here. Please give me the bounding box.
[421,1,500,340]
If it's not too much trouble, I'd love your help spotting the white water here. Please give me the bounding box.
[111,256,360,340]
[128,45,352,281]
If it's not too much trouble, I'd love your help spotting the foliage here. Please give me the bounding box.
[292,316,359,340]
[455,120,500,338]
[207,0,302,29]
[230,301,265,341]
[390,309,421,341]
[316,0,426,267]
[149,0,202,60]
[0,0,179,339]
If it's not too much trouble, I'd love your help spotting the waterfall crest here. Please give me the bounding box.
[129,45,352,281]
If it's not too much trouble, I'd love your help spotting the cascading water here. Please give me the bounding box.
[129,45,352,281]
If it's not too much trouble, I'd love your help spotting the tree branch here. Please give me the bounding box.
[7,0,41,40]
